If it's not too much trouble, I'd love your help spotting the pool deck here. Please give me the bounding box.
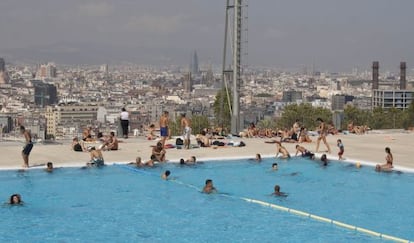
[1,130,413,171]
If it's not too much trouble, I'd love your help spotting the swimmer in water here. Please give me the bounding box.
[45,162,54,172]
[271,185,287,197]
[203,179,217,194]
[161,170,171,180]
[321,154,328,166]
[272,163,278,170]
[255,153,262,162]
[9,194,23,205]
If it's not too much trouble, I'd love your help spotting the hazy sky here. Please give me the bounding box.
[1,0,413,72]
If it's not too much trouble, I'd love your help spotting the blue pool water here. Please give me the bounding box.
[1,157,413,242]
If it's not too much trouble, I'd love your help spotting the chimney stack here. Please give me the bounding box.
[400,62,406,90]
[372,61,379,90]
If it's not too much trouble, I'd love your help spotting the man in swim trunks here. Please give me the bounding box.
[87,146,104,167]
[181,113,192,149]
[295,145,315,159]
[159,111,169,148]
[20,126,33,168]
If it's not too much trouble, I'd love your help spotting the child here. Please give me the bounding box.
[337,139,344,160]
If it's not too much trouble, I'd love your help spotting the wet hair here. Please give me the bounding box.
[9,194,21,204]
[274,185,280,192]
[47,162,53,168]
[180,158,185,164]
[272,163,278,167]
[150,154,157,160]
[205,179,212,185]
[136,157,141,163]
[385,147,391,153]
[165,170,171,176]
[191,156,196,162]
[256,154,261,160]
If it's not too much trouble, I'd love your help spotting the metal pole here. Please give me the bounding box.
[231,0,241,135]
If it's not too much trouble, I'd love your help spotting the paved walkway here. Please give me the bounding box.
[1,130,413,171]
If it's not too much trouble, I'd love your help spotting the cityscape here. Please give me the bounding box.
[2,1,414,242]
[0,55,412,140]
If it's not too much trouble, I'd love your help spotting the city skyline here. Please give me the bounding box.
[1,0,414,72]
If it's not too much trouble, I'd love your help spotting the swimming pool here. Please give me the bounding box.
[1,157,413,242]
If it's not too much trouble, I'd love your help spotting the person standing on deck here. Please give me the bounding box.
[159,111,169,148]
[120,108,129,139]
[181,113,192,149]
[20,126,33,168]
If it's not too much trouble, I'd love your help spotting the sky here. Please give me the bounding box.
[1,0,414,72]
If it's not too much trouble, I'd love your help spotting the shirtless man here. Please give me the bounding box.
[87,146,104,167]
[295,144,315,159]
[159,111,169,148]
[315,118,331,153]
[181,113,192,149]
[203,179,217,194]
[103,132,118,151]
[20,126,33,168]
[82,126,93,141]
[152,142,166,162]
[376,147,393,172]
[275,141,290,159]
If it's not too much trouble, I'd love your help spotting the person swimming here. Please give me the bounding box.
[255,153,262,162]
[9,194,23,205]
[161,170,171,180]
[203,179,217,194]
[45,162,53,172]
[271,185,287,197]
[272,163,278,170]
[321,154,328,166]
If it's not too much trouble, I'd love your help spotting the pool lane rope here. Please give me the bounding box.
[114,163,412,243]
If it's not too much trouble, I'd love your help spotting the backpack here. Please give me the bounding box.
[176,138,184,146]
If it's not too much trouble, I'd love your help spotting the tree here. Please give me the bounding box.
[277,103,332,129]
[343,105,370,129]
[213,87,232,131]
[257,118,277,129]
[191,115,210,135]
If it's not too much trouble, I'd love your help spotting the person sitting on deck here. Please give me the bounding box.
[295,145,315,159]
[86,146,104,167]
[275,141,290,159]
[152,142,166,162]
[375,147,393,172]
[102,132,118,151]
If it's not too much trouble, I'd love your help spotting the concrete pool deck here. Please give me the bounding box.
[1,130,413,171]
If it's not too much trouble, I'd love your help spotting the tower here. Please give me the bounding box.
[222,0,244,134]
[0,58,5,72]
[190,51,199,77]
[372,61,379,90]
[400,62,406,90]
